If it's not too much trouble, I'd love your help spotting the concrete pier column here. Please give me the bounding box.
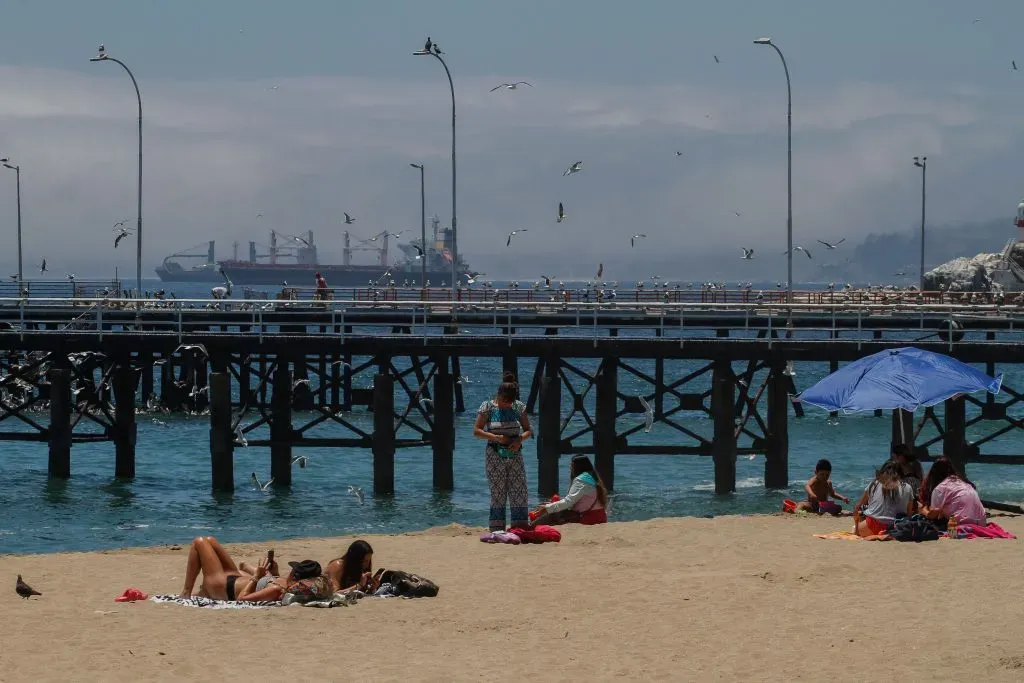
[47,368,72,479]
[711,361,736,495]
[209,371,234,492]
[537,356,561,498]
[270,361,293,487]
[372,366,395,495]
[943,396,967,474]
[431,357,455,490]
[594,358,617,491]
[112,364,138,479]
[765,361,790,489]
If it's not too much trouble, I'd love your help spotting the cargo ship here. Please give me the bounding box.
[154,218,471,286]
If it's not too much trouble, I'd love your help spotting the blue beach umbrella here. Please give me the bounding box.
[797,347,1002,416]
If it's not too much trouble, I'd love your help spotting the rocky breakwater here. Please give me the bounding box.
[923,242,1024,292]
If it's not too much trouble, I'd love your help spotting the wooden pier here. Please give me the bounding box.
[1,294,1023,497]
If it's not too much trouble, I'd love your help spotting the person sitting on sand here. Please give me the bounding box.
[794,459,849,514]
[326,540,381,594]
[919,456,986,526]
[891,444,924,501]
[852,461,915,540]
[530,455,608,526]
[180,536,323,601]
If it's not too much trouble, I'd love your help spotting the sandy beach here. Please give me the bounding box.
[3,514,1024,682]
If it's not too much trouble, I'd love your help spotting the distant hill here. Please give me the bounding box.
[809,217,1015,284]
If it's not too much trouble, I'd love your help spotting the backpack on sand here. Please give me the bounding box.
[888,514,940,542]
[379,569,440,598]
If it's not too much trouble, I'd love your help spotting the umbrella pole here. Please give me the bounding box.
[899,409,906,444]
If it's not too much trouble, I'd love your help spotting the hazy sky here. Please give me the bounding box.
[2,0,1024,281]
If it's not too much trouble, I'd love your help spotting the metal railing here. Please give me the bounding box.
[0,297,1021,350]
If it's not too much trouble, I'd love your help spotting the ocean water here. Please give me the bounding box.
[1,279,1022,555]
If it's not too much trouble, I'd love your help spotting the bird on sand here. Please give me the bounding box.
[564,161,583,176]
[556,202,566,223]
[16,574,41,599]
[816,238,845,250]
[631,234,646,248]
[343,212,355,225]
[490,81,533,91]
[741,248,754,260]
[506,229,527,246]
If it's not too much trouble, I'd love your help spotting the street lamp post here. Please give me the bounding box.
[754,37,793,304]
[414,39,457,301]
[913,156,927,291]
[91,45,143,297]
[410,163,427,289]
[0,158,22,288]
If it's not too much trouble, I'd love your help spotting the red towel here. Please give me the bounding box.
[508,525,561,543]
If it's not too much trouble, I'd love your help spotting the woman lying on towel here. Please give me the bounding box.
[530,455,608,526]
[179,536,326,601]
[326,540,382,594]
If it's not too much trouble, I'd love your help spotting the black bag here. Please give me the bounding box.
[379,569,440,598]
[888,514,940,542]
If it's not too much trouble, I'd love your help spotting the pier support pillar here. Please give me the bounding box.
[47,368,72,479]
[594,358,617,491]
[209,372,234,492]
[537,356,561,498]
[891,409,914,449]
[431,358,455,490]
[943,396,967,474]
[502,353,518,382]
[451,356,465,412]
[139,351,154,403]
[270,362,293,487]
[112,365,138,479]
[765,361,790,489]
[372,367,395,496]
[711,360,736,495]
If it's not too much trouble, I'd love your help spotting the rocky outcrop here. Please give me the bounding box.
[923,242,1024,292]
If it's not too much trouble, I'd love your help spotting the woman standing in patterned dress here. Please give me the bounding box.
[473,372,533,531]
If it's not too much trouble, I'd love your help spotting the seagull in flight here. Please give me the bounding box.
[38,259,46,274]
[234,425,248,447]
[638,395,654,433]
[556,202,566,223]
[411,245,425,259]
[291,455,308,468]
[114,226,133,248]
[251,472,273,492]
[292,235,311,248]
[563,161,583,176]
[741,248,754,260]
[348,485,365,505]
[1014,60,1019,71]
[490,81,533,91]
[174,343,209,357]
[816,238,845,250]
[506,229,527,246]
[784,246,812,259]
[631,234,646,248]
[292,378,310,391]
[343,212,355,224]
[330,360,353,370]
[714,55,720,63]
[675,151,683,157]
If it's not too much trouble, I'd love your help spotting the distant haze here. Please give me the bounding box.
[0,1,1023,282]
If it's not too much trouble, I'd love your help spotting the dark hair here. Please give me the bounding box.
[569,455,608,508]
[920,456,974,505]
[815,459,832,473]
[338,540,373,590]
[891,444,911,458]
[871,460,906,503]
[497,371,519,402]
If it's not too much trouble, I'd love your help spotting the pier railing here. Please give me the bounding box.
[0,297,1021,350]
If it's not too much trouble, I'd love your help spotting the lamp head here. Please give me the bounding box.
[753,37,773,45]
[410,163,423,169]
[413,50,430,56]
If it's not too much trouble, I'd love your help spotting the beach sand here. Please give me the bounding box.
[3,514,1024,682]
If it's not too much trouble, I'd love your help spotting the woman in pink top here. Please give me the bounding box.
[920,457,986,526]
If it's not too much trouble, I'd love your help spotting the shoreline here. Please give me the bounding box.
[4,515,1024,682]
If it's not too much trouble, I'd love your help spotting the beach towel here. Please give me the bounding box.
[480,530,522,544]
[508,525,561,543]
[813,531,863,541]
[955,522,1016,539]
[151,595,281,609]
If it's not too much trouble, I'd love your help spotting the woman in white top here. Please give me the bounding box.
[853,461,914,539]
[531,455,608,526]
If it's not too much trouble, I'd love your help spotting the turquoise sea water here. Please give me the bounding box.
[1,280,1022,555]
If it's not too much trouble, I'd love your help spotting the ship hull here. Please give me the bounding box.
[157,263,466,286]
